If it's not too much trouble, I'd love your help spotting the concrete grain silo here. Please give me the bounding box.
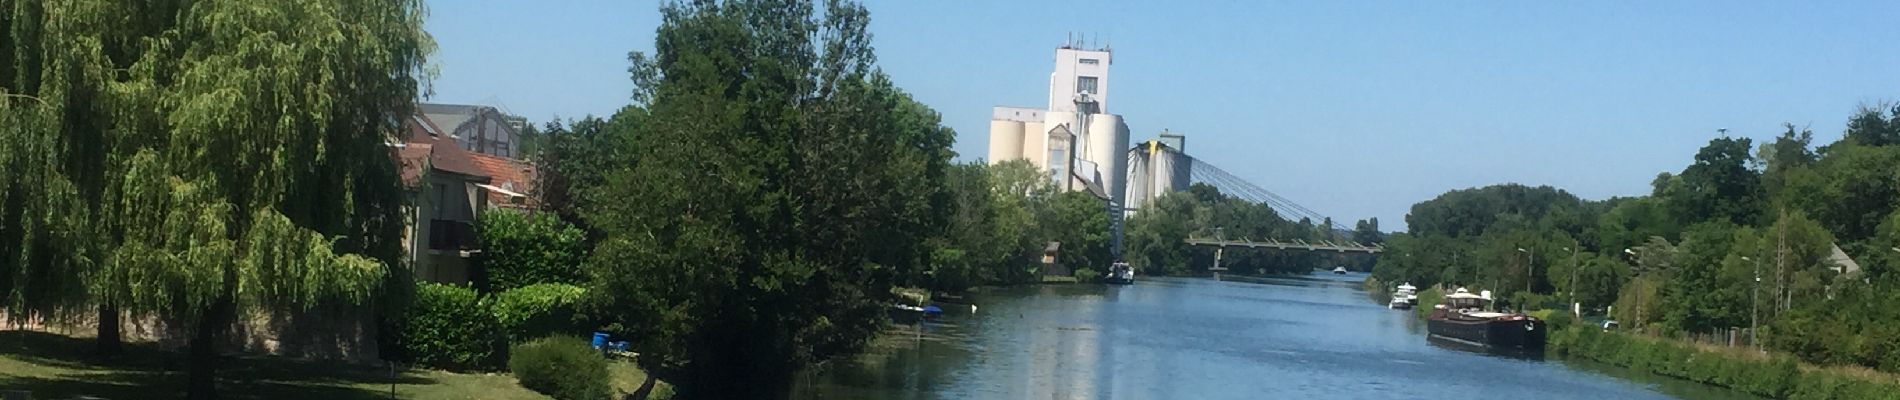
[987,119,1025,163]
[1086,114,1130,206]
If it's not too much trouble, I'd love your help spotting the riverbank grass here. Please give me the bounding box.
[0,330,659,400]
[1552,327,1900,399]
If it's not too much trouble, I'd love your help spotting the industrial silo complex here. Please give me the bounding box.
[1125,132,1192,213]
[985,39,1130,206]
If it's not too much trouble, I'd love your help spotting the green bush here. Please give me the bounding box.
[1551,327,1900,399]
[1412,287,1444,320]
[510,336,611,400]
[479,211,588,292]
[1071,267,1099,283]
[399,283,505,370]
[1539,309,1577,332]
[495,283,590,343]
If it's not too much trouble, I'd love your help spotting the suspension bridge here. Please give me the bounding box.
[1124,138,1384,256]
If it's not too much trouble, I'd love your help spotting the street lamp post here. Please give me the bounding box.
[1518,248,1534,294]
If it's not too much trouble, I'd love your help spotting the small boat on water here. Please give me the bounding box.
[1105,262,1135,285]
[1389,283,1417,310]
[1426,288,1545,350]
[891,304,946,324]
[1333,266,1348,274]
[888,304,925,325]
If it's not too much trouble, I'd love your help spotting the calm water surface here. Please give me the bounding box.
[795,274,1757,400]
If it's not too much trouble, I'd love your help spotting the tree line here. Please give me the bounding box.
[1123,183,1382,276]
[1374,103,1900,373]
[1,0,1388,398]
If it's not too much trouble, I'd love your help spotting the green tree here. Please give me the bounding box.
[1759,123,1817,203]
[2,1,428,397]
[1593,196,1678,256]
[1662,222,1745,333]
[537,111,644,232]
[1125,191,1201,275]
[1125,183,1329,276]
[1779,144,1900,243]
[924,162,1041,291]
[582,1,954,396]
[1838,103,1900,148]
[1663,137,1764,226]
[1042,191,1112,270]
[1353,218,1384,244]
[986,160,1045,282]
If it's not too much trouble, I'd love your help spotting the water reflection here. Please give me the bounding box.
[1424,335,1546,361]
[795,275,1759,400]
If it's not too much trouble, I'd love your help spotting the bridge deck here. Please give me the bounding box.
[1184,237,1384,253]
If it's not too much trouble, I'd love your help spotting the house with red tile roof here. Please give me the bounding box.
[397,111,495,285]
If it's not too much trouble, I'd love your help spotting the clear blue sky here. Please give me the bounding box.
[424,1,1900,231]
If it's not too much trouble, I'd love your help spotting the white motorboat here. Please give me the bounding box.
[1389,282,1418,310]
[1105,262,1135,284]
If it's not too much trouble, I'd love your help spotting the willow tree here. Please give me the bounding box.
[585,0,954,397]
[3,1,429,398]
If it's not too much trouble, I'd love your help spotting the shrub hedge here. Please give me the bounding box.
[397,282,506,370]
[1551,326,1900,399]
[510,336,612,400]
[494,283,590,343]
[477,211,588,292]
[1071,267,1099,283]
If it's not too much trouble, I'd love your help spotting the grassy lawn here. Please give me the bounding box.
[0,330,663,400]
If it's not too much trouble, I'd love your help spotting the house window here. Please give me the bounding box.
[1079,58,1099,65]
[1076,76,1098,95]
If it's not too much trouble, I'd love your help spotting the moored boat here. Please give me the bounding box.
[1389,283,1417,310]
[1426,288,1545,350]
[1104,262,1135,285]
[1332,266,1348,274]
[889,304,926,325]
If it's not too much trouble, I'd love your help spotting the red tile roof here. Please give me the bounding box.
[468,152,536,209]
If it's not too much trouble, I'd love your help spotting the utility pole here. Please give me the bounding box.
[1777,207,1789,314]
[1743,255,1761,351]
[1566,242,1581,311]
[1625,247,1643,330]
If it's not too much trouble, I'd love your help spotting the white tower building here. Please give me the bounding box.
[986,39,1130,209]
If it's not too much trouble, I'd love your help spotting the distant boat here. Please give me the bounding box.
[1389,283,1417,310]
[889,304,926,325]
[1426,288,1545,350]
[1105,262,1135,285]
[1333,266,1348,274]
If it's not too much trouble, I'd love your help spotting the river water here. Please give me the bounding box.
[795,273,1758,400]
